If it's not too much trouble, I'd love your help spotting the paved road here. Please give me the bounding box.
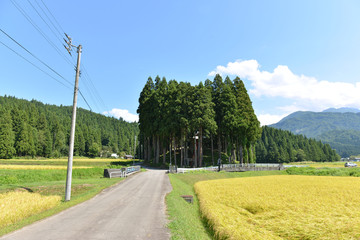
[1,169,172,240]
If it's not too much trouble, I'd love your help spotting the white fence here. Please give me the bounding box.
[105,166,141,178]
[172,163,284,173]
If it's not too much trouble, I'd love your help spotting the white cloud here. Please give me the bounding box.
[209,60,360,110]
[103,108,139,122]
[257,113,289,126]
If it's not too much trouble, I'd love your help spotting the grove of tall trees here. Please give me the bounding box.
[0,96,139,159]
[137,74,261,167]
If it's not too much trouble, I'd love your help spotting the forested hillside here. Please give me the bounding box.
[270,109,360,157]
[0,96,139,159]
[137,74,261,167]
[255,126,340,163]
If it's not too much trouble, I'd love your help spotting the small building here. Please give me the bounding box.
[124,155,133,159]
[111,153,119,159]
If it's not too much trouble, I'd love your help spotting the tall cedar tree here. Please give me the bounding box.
[0,108,16,158]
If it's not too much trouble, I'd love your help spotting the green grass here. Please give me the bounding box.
[166,170,287,240]
[0,158,141,236]
[286,166,360,176]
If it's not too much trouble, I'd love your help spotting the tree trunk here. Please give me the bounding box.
[246,145,249,164]
[194,136,197,168]
[143,139,147,161]
[239,144,243,165]
[217,134,222,161]
[147,137,151,162]
[211,134,214,166]
[152,136,156,161]
[156,135,160,164]
[199,127,203,167]
[180,132,184,167]
[231,144,236,163]
[185,133,188,166]
[162,140,166,164]
[169,138,172,165]
[224,137,228,157]
[252,145,256,163]
[173,137,177,166]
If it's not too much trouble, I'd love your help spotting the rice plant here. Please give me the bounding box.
[0,191,61,228]
[195,175,360,239]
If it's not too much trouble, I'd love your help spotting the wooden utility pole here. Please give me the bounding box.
[133,135,137,165]
[64,33,82,201]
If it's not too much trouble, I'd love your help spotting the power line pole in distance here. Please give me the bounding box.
[64,33,82,201]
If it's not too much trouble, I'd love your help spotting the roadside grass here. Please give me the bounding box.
[0,158,139,236]
[166,170,287,240]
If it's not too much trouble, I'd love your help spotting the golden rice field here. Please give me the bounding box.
[0,165,92,170]
[0,191,61,228]
[195,175,360,240]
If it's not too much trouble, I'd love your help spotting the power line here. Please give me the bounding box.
[0,28,73,87]
[10,0,74,67]
[0,39,71,89]
[27,0,64,47]
[79,89,93,112]
[81,64,109,110]
[32,0,108,113]
[34,0,63,39]
[39,0,65,34]
[10,1,104,113]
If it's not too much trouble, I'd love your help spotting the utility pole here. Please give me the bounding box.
[64,33,82,201]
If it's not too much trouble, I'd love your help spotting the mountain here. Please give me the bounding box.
[322,107,360,113]
[270,110,360,157]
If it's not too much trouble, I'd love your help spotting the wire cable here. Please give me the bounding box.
[0,39,71,89]
[81,64,109,110]
[0,28,73,86]
[78,89,93,112]
[34,0,63,39]
[27,0,64,47]
[10,0,74,67]
[39,0,65,34]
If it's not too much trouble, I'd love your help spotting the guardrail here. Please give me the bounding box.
[171,163,285,173]
[176,166,218,173]
[104,166,141,178]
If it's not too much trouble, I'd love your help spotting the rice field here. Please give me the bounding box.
[195,175,360,240]
[0,164,92,170]
[0,191,61,228]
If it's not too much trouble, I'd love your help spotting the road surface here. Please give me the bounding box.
[1,169,172,240]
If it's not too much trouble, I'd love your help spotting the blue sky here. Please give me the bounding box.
[1,0,359,125]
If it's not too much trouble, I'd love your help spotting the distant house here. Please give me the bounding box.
[124,155,133,159]
[111,153,119,158]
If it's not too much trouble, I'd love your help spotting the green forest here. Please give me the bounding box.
[0,86,341,164]
[256,126,340,163]
[137,74,261,167]
[0,96,139,159]
[137,75,340,166]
